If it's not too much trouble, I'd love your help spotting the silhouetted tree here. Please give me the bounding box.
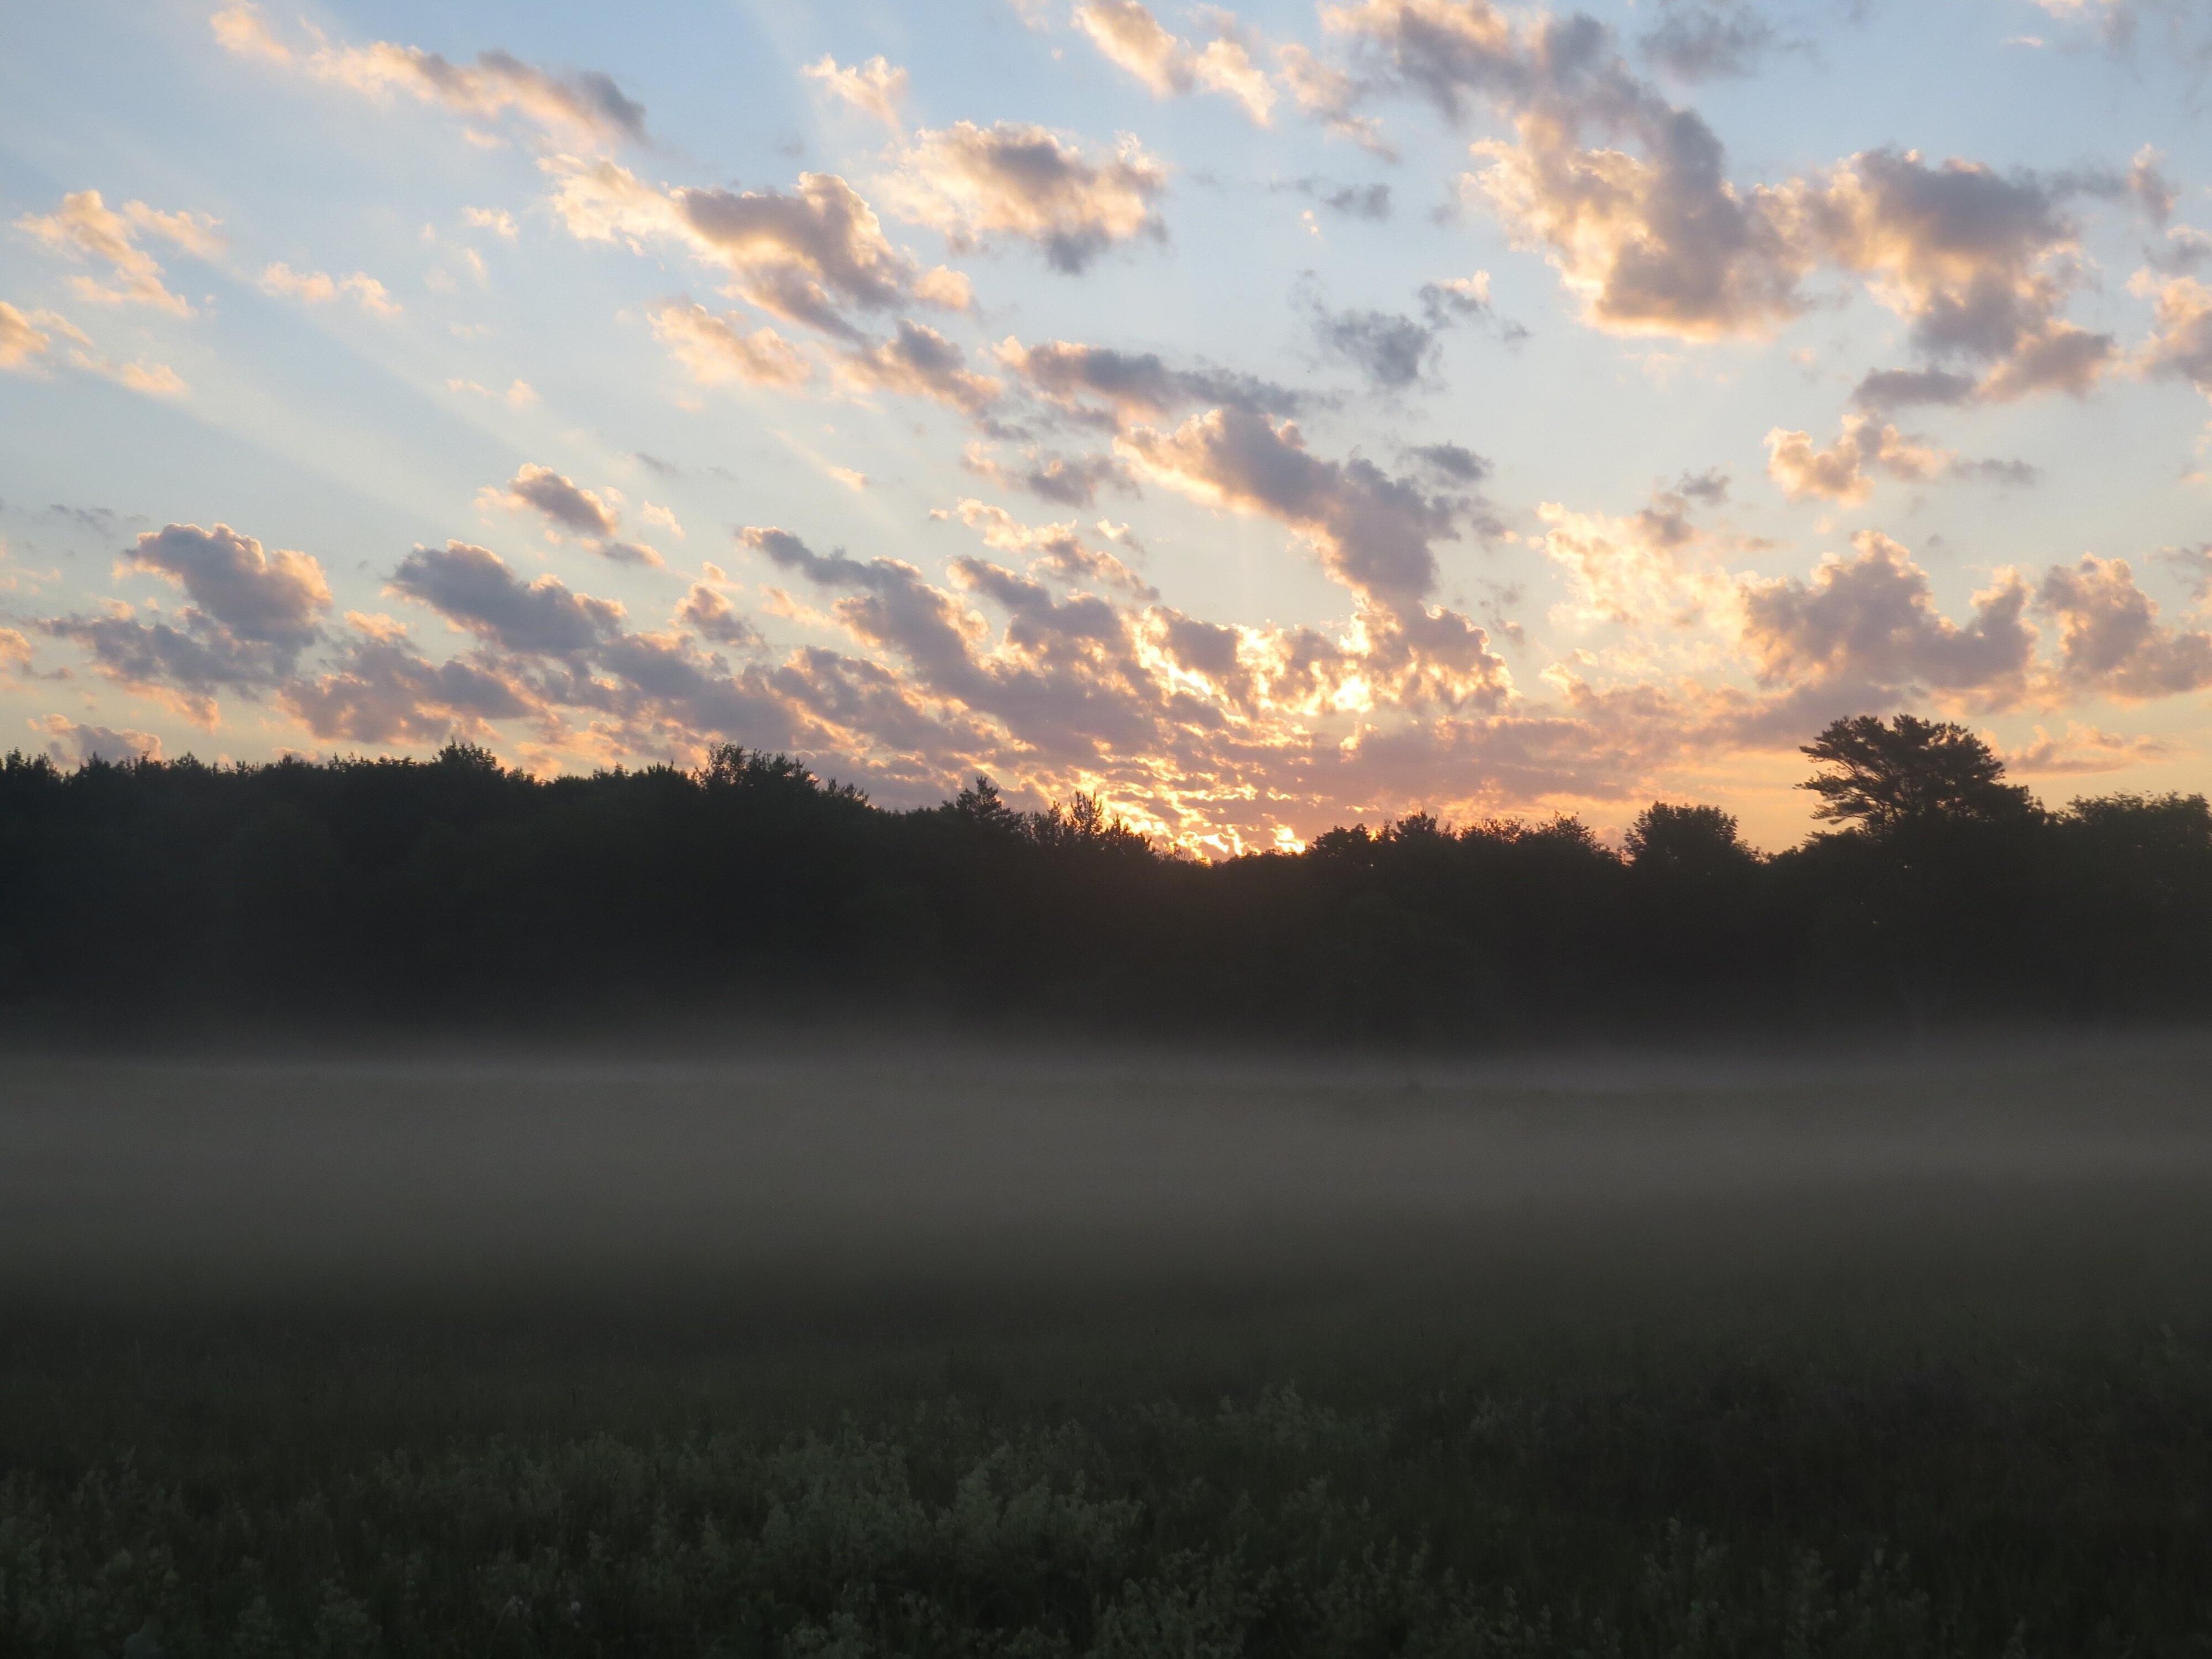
[1625,803,1759,877]
[946,775,1025,836]
[1032,791,1148,855]
[2047,792,2212,1008]
[1,713,2207,1037]
[1799,715,2036,835]
[435,741,503,773]
[701,743,857,801]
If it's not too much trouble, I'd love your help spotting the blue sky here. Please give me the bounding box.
[3,0,2211,849]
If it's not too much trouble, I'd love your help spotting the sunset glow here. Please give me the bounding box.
[5,0,2210,849]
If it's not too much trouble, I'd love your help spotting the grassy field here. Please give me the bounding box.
[3,1039,2211,1657]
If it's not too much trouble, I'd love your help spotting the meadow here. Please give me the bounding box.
[3,1038,2211,1657]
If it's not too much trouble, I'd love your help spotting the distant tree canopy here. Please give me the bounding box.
[0,720,2206,1040]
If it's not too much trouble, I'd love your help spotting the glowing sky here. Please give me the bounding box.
[5,0,2211,851]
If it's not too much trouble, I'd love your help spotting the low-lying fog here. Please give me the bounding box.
[7,1035,2212,1317]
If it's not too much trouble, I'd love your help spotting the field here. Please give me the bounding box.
[3,1038,2211,1657]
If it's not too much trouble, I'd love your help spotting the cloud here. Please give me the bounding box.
[488,463,620,537]
[649,302,813,388]
[1419,271,1496,321]
[839,320,1003,414]
[1075,1,1194,94]
[2145,225,2212,277]
[40,523,332,724]
[1317,698,1703,820]
[72,352,190,399]
[1322,0,1529,124]
[279,615,539,745]
[447,376,541,408]
[745,521,1226,780]
[914,265,975,310]
[1737,531,2035,704]
[1732,143,2108,391]
[285,564,806,760]
[585,629,812,762]
[478,464,662,566]
[1536,488,1733,630]
[29,3,2200,842]
[1306,272,1502,391]
[963,442,1131,506]
[36,715,162,766]
[1120,406,1448,610]
[1675,467,1730,503]
[745,526,990,692]
[68,509,2176,850]
[885,122,1168,273]
[675,582,760,647]
[126,522,331,647]
[1459,96,1816,340]
[1328,5,2116,396]
[1793,150,2116,400]
[215,5,649,150]
[1638,2,1781,81]
[995,335,1302,419]
[1278,43,1395,156]
[1310,302,1441,389]
[1950,457,2042,488]
[2028,0,2124,24]
[949,499,1158,597]
[1999,721,2172,775]
[1074,1,1277,124]
[802,54,909,128]
[2152,543,2212,599]
[1764,417,1951,504]
[259,262,401,316]
[1285,178,1393,220]
[389,540,623,656]
[0,303,176,395]
[41,615,247,725]
[2135,273,2212,401]
[2128,145,2179,225]
[1851,367,1979,410]
[16,190,218,315]
[0,302,52,370]
[546,162,953,338]
[210,2,290,62]
[1408,441,1491,483]
[1117,406,1510,709]
[2037,554,2212,700]
[2025,0,2212,53]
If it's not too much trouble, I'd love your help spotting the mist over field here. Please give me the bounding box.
[12,1038,2212,1657]
[10,1036,2212,1320]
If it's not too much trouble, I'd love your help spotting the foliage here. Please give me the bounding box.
[1798,716,2037,836]
[1624,803,1756,876]
[0,720,2207,1035]
[4,1301,2210,1659]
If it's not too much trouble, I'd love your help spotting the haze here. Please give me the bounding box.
[10,1037,2212,1331]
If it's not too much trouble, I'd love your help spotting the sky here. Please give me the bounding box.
[3,0,2211,852]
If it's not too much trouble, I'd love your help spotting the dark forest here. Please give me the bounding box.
[6,713,2206,1038]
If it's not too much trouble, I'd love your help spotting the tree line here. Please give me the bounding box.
[1,714,2206,1040]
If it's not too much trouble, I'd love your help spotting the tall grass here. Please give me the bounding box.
[5,1294,2210,1656]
